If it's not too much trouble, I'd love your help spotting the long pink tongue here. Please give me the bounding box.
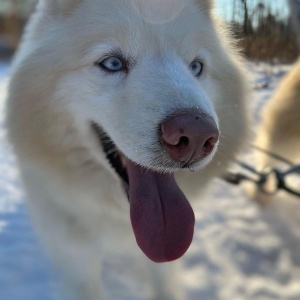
[127,161,195,263]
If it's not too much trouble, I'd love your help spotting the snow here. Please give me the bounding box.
[1,61,300,300]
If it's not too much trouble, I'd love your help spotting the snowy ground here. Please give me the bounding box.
[1,61,300,300]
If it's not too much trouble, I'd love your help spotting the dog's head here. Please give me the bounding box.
[7,0,248,263]
[13,0,248,172]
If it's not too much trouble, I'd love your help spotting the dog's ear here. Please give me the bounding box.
[39,0,82,16]
[195,0,214,12]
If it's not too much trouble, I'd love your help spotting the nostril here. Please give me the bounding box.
[179,136,189,147]
[203,137,217,154]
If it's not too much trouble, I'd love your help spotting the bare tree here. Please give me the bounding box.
[288,0,300,49]
[240,0,251,34]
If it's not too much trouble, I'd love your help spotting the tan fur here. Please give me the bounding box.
[249,59,300,204]
[6,0,248,299]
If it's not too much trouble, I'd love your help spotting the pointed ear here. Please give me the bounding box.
[38,0,82,16]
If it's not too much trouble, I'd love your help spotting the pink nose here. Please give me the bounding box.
[161,113,219,165]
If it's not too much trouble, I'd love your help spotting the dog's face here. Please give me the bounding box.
[8,0,247,263]
[39,0,230,172]
[11,0,247,174]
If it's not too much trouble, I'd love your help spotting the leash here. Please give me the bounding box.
[223,146,300,197]
[251,145,294,166]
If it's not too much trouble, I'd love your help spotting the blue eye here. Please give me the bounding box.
[99,57,125,72]
[190,60,204,77]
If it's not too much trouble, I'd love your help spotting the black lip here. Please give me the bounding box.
[91,122,129,185]
[91,122,198,183]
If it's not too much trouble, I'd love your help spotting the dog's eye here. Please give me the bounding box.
[98,57,125,72]
[190,60,204,77]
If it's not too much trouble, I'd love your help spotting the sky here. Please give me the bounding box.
[215,0,290,21]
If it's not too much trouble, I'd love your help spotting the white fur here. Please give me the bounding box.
[6,0,248,299]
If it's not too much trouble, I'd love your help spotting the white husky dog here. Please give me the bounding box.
[6,0,248,299]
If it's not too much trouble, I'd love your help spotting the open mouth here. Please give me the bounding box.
[92,122,129,186]
[92,122,195,263]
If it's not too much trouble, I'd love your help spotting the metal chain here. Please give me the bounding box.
[223,147,300,198]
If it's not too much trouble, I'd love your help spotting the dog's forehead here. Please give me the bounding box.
[128,0,188,24]
[80,0,204,18]
[69,0,214,59]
